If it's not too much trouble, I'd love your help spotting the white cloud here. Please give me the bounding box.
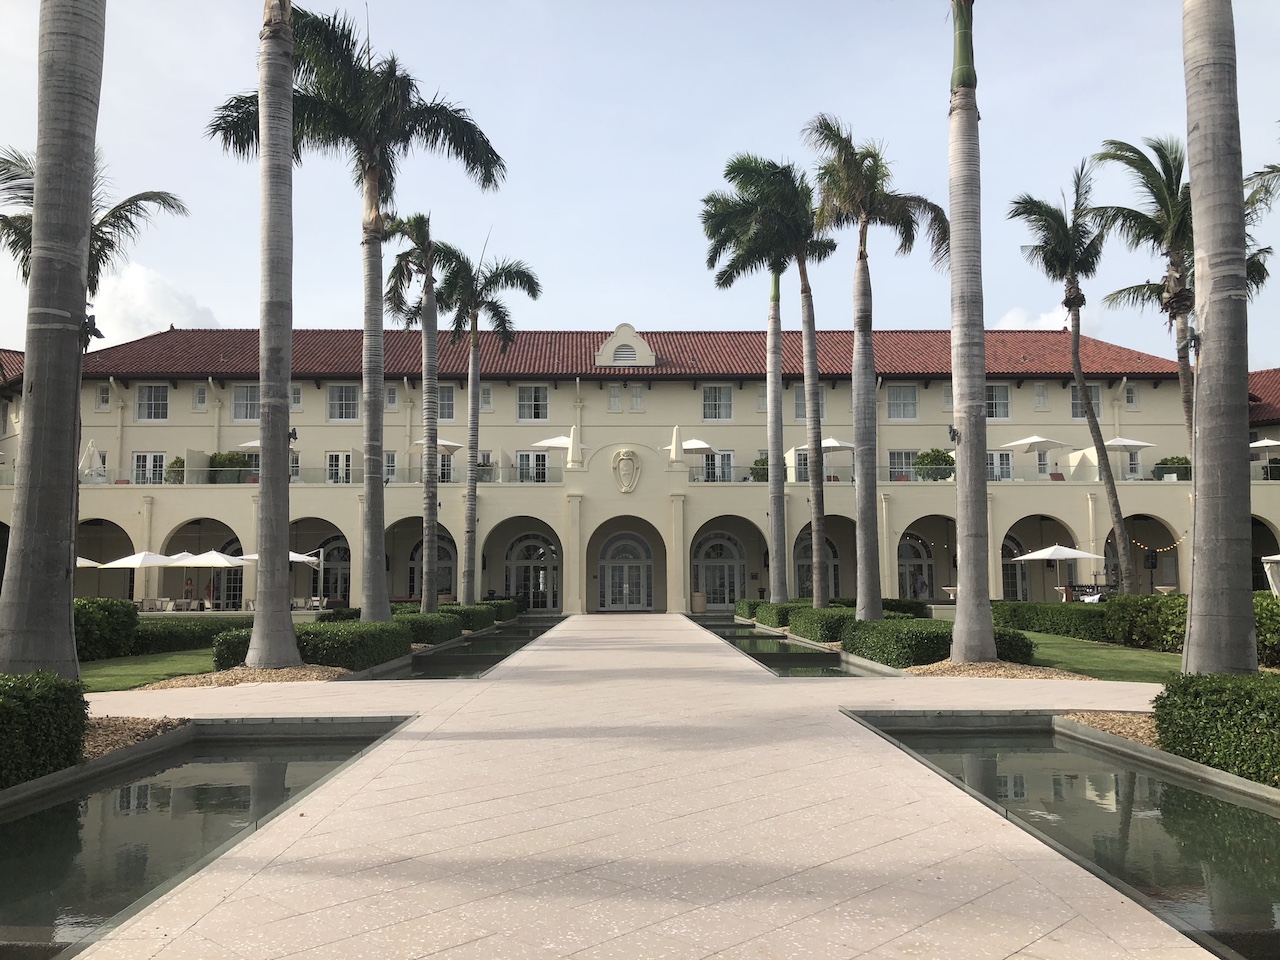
[993,305,1104,338]
[90,264,218,349]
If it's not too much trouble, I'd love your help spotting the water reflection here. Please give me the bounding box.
[900,733,1280,959]
[0,741,362,959]
[693,616,851,677]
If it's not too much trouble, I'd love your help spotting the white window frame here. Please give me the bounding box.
[985,383,1011,420]
[326,451,353,484]
[516,450,548,482]
[437,384,455,421]
[987,450,1013,481]
[289,384,303,411]
[795,385,826,421]
[477,450,492,482]
[133,452,166,484]
[1125,384,1140,411]
[629,384,645,413]
[327,385,360,422]
[1033,382,1049,411]
[795,449,810,483]
[756,383,768,413]
[232,384,260,422]
[1037,451,1050,477]
[702,384,733,421]
[384,450,397,482]
[1127,450,1142,478]
[479,386,493,413]
[136,384,169,422]
[517,385,549,422]
[1071,383,1101,420]
[887,385,918,421]
[289,450,300,480]
[607,384,622,413]
[703,450,734,482]
[192,384,208,412]
[888,450,918,481]
[942,385,953,411]
[95,383,111,412]
[385,384,399,411]
[438,452,454,483]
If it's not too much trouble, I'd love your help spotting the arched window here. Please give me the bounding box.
[612,343,638,365]
[897,532,934,600]
[795,533,840,599]
[598,532,654,610]
[212,538,245,610]
[312,535,351,603]
[409,536,456,599]
[506,534,559,610]
[691,533,746,608]
[1001,534,1028,601]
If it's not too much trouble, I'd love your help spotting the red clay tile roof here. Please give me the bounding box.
[1250,369,1280,425]
[0,348,23,387]
[77,327,1180,381]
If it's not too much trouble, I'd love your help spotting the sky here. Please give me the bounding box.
[1,1,1279,367]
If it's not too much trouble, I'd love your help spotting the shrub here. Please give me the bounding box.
[991,600,1111,643]
[134,616,253,655]
[749,456,768,482]
[73,598,138,661]
[479,599,519,621]
[883,598,927,618]
[207,450,252,483]
[1255,593,1280,668]
[1154,673,1280,786]
[914,447,955,481]
[396,613,463,645]
[841,619,1034,668]
[0,672,88,790]
[164,455,186,485]
[213,621,412,672]
[318,606,361,622]
[788,607,859,644]
[735,599,767,619]
[755,600,812,629]
[1101,594,1185,651]
[1152,455,1191,481]
[440,604,496,631]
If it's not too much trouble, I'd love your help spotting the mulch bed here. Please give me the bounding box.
[84,716,190,762]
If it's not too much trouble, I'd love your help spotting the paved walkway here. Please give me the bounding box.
[82,615,1209,959]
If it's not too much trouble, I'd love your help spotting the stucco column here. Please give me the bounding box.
[564,494,583,614]
[352,492,367,609]
[879,492,896,599]
[669,494,688,613]
[243,494,260,605]
[1086,492,1102,583]
[987,493,1001,600]
[139,495,154,601]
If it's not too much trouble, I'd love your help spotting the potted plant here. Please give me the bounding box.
[164,455,185,485]
[749,456,768,483]
[914,448,955,481]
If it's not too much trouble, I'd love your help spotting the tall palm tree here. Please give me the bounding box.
[209,8,504,622]
[1093,136,1270,449]
[701,156,828,604]
[1181,0,1256,674]
[1009,161,1137,596]
[246,0,301,669]
[0,0,106,678]
[0,147,188,303]
[805,115,949,620]
[385,213,443,614]
[947,0,996,663]
[435,244,541,606]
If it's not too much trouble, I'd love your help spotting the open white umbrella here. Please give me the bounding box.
[241,551,320,567]
[413,438,464,452]
[170,550,247,568]
[662,438,715,452]
[99,551,177,569]
[821,437,856,450]
[1104,437,1156,453]
[1011,544,1105,587]
[1001,435,1070,454]
[1250,438,1280,450]
[531,435,592,451]
[75,557,101,568]
[238,439,296,449]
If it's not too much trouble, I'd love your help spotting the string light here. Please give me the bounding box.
[1129,533,1187,554]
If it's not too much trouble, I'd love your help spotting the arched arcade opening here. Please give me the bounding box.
[586,515,667,612]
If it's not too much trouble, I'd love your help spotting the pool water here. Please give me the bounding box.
[0,739,369,959]
[895,730,1280,960]
[693,616,852,677]
[382,618,562,679]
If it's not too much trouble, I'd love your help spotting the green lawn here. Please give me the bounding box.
[1026,631,1181,683]
[80,648,216,693]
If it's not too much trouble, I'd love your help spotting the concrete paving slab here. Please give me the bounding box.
[78,614,1209,959]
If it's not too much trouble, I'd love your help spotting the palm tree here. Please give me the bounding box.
[805,115,949,620]
[0,0,106,679]
[700,157,821,604]
[1093,136,1270,449]
[947,0,996,663]
[1008,161,1137,596]
[435,244,541,606]
[209,7,504,622]
[385,213,444,614]
[246,0,301,669]
[1181,0,1256,674]
[0,146,188,303]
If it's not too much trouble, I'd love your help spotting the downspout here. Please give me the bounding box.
[110,377,124,474]
[210,377,222,453]
[403,376,412,464]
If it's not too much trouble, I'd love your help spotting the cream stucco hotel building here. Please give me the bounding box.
[3,323,1280,613]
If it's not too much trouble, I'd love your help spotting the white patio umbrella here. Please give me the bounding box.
[413,438,464,452]
[75,557,101,568]
[662,438,715,452]
[1104,437,1156,453]
[172,550,247,568]
[531,434,592,451]
[1250,438,1280,450]
[99,551,177,569]
[241,551,321,566]
[238,438,295,449]
[1011,544,1105,587]
[821,437,856,450]
[1001,435,1070,454]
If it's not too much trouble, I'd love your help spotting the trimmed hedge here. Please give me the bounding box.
[840,619,1035,668]
[789,607,859,644]
[213,621,412,672]
[734,599,767,619]
[318,606,361,622]
[755,600,812,629]
[73,598,138,661]
[1153,673,1280,786]
[883,598,928,618]
[396,613,463,645]
[479,599,519,622]
[0,672,88,790]
[991,601,1111,643]
[134,616,254,655]
[1101,594,1186,651]
[440,604,496,631]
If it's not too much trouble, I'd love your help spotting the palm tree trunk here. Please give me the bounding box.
[246,0,301,668]
[948,0,996,662]
[1068,289,1135,596]
[853,225,882,619]
[461,315,481,606]
[0,0,105,678]
[1182,0,1256,674]
[1172,307,1195,448]
[766,271,788,603]
[797,255,828,608]
[420,254,439,614]
[359,167,391,621]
